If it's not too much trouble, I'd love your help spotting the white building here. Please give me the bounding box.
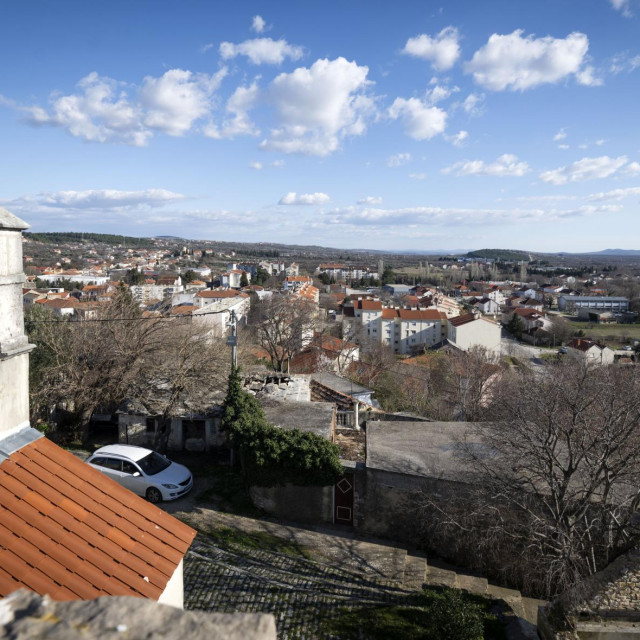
[447,313,501,355]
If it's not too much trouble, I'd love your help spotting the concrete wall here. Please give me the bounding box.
[158,559,184,609]
[250,484,333,524]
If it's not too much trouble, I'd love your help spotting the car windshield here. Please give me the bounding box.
[137,452,171,476]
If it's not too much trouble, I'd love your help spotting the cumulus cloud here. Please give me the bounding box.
[279,192,330,205]
[388,97,447,140]
[204,81,259,139]
[252,15,266,33]
[402,27,461,71]
[261,57,375,156]
[540,155,630,185]
[219,37,303,65]
[553,128,567,141]
[442,153,530,177]
[15,69,228,145]
[357,196,383,205]
[465,30,591,91]
[386,152,412,167]
[140,68,227,136]
[409,172,427,180]
[249,161,263,170]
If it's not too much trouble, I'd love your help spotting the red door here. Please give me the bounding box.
[334,473,354,526]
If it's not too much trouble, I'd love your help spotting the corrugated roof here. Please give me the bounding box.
[0,437,195,601]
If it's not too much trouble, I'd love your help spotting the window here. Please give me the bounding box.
[122,461,139,475]
[96,457,122,471]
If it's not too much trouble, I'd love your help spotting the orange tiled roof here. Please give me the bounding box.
[0,437,195,601]
[449,313,477,327]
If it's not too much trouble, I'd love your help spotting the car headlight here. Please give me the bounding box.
[162,483,179,489]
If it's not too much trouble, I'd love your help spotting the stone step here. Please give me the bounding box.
[456,573,489,595]
[402,552,427,590]
[424,564,457,588]
[521,597,546,626]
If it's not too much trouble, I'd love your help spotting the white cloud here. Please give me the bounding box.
[204,81,259,139]
[140,68,227,136]
[540,155,630,185]
[279,192,330,205]
[575,65,603,86]
[219,37,303,65]
[2,188,185,215]
[625,161,640,175]
[387,152,412,167]
[324,203,615,228]
[249,161,263,170]
[357,196,383,205]
[558,144,570,150]
[442,153,530,177]
[588,186,640,201]
[402,27,461,71]
[465,30,591,91]
[610,0,633,16]
[261,57,375,156]
[252,15,266,33]
[270,159,285,167]
[409,173,427,180]
[447,130,468,147]
[388,97,447,140]
[553,128,567,141]
[21,72,150,145]
[426,84,459,104]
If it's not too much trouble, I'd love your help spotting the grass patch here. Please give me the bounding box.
[321,587,506,640]
[203,526,313,559]
[566,321,640,346]
[538,352,560,362]
[195,463,262,516]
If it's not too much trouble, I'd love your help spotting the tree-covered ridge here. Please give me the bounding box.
[25,231,156,248]
[466,249,531,261]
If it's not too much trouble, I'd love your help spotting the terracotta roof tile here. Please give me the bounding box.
[449,313,477,327]
[0,437,195,601]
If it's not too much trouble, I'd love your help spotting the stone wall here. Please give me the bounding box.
[250,484,333,524]
[0,589,276,640]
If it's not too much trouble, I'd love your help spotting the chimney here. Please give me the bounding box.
[0,209,35,433]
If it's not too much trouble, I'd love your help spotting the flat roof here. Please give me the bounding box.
[312,372,373,397]
[260,398,334,439]
[366,420,487,482]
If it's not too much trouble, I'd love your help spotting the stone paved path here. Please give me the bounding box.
[184,533,413,639]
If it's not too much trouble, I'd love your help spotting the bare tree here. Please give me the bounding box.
[249,294,319,371]
[27,287,229,444]
[417,360,640,597]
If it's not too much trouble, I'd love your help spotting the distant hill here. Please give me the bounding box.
[582,248,640,256]
[466,249,531,261]
[24,232,156,248]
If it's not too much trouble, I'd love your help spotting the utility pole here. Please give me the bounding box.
[227,309,238,368]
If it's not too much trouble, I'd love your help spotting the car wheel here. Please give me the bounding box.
[146,487,162,504]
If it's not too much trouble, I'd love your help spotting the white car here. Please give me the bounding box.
[86,444,193,503]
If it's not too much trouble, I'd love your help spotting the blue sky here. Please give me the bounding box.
[1,0,640,252]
